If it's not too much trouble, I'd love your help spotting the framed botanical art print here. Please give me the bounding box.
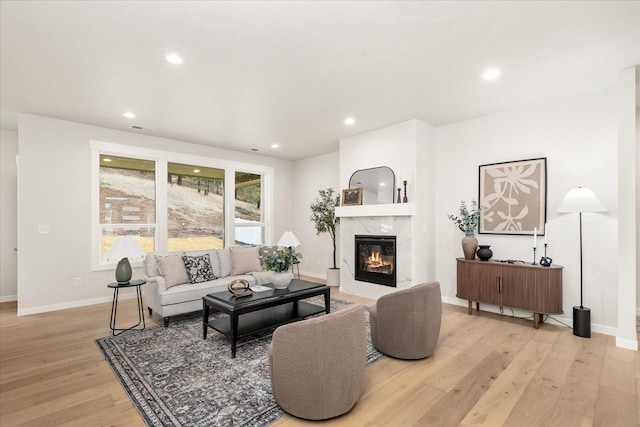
[478,157,547,235]
[342,188,363,206]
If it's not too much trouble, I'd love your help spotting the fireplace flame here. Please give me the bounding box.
[365,249,393,273]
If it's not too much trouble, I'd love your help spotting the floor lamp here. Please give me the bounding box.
[556,187,606,338]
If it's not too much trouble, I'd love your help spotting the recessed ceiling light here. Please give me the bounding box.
[165,53,184,65]
[193,169,200,173]
[483,68,501,80]
[344,117,355,125]
[271,143,280,149]
[379,182,386,187]
[103,158,112,162]
[123,111,136,119]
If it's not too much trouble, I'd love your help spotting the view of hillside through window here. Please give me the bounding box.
[99,155,156,258]
[99,155,263,259]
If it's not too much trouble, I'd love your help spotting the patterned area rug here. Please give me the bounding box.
[96,297,382,427]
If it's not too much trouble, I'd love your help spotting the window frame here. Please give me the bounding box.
[90,140,274,271]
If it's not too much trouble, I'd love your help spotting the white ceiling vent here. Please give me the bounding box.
[131,125,155,132]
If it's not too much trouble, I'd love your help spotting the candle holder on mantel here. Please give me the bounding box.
[403,180,408,203]
[397,188,402,203]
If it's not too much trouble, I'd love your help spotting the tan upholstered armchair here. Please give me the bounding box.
[370,281,442,359]
[269,303,367,420]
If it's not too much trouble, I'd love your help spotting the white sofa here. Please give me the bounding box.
[143,246,273,326]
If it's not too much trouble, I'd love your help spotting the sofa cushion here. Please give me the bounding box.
[217,248,232,278]
[182,253,216,283]
[158,274,257,306]
[157,255,189,289]
[230,246,262,275]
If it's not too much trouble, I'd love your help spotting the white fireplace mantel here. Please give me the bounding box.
[335,203,415,218]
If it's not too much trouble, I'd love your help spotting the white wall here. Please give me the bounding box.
[292,151,340,278]
[616,66,637,350]
[17,114,294,314]
[1,129,18,302]
[435,89,620,334]
[338,119,436,297]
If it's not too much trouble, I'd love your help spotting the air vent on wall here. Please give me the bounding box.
[131,125,155,132]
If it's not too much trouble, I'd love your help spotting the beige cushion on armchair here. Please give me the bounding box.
[269,303,367,420]
[370,281,442,360]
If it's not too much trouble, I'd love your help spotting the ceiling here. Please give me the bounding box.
[1,1,638,161]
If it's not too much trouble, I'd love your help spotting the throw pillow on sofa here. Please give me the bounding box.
[182,254,216,284]
[230,246,262,275]
[184,249,221,278]
[217,248,232,277]
[157,255,189,289]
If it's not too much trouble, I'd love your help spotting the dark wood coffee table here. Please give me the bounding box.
[202,279,330,358]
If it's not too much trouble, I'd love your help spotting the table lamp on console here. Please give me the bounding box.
[556,187,607,338]
[106,235,146,284]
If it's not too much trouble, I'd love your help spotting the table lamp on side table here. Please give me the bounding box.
[278,231,301,277]
[556,187,607,338]
[106,235,146,284]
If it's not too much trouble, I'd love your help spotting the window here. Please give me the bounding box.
[91,141,273,270]
[99,154,156,260]
[234,171,263,246]
[167,162,225,251]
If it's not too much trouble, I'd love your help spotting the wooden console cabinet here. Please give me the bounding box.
[456,258,563,328]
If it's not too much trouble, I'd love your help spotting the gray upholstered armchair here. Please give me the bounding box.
[370,281,442,359]
[269,303,367,420]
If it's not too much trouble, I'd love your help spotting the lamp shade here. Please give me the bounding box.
[105,235,146,262]
[556,187,607,213]
[277,231,300,248]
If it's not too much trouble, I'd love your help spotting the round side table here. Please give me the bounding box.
[108,279,146,336]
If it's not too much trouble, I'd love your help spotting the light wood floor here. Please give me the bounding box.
[1,281,638,427]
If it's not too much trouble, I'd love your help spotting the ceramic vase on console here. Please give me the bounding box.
[462,231,478,260]
[476,245,493,261]
[272,271,293,289]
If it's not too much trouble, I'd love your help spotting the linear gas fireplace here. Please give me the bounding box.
[354,235,396,287]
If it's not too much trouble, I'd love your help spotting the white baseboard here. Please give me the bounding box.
[298,270,326,280]
[17,292,137,316]
[616,336,639,351]
[442,296,619,338]
[0,294,17,303]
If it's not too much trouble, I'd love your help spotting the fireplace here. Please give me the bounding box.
[354,235,396,287]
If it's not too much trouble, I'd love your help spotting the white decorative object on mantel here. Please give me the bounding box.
[335,203,415,218]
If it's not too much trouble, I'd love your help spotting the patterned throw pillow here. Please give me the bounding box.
[182,254,216,284]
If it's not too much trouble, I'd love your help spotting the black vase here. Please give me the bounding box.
[476,245,493,261]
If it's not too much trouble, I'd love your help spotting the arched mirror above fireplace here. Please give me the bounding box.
[348,166,395,205]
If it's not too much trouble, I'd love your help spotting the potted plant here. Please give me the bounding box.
[448,200,481,260]
[310,188,340,286]
[263,247,299,289]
